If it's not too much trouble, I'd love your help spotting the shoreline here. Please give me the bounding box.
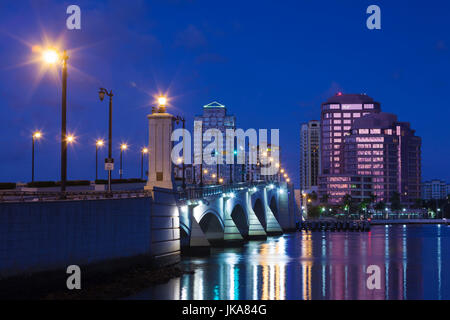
[370,219,448,225]
[43,264,193,300]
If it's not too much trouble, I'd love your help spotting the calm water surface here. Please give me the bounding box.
[131,225,450,300]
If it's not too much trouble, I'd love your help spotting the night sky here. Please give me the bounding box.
[0,0,449,187]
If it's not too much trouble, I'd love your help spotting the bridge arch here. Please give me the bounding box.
[179,223,190,248]
[253,198,266,229]
[231,204,249,239]
[198,211,224,245]
[270,196,278,219]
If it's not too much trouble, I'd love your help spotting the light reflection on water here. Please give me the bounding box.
[130,225,450,300]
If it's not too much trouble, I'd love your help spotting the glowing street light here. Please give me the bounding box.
[95,139,104,180]
[42,49,59,64]
[40,46,69,192]
[67,135,75,143]
[153,95,168,113]
[31,131,42,182]
[120,143,128,179]
[141,147,149,180]
[158,96,167,106]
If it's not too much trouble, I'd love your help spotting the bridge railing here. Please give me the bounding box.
[0,190,152,203]
[177,180,278,201]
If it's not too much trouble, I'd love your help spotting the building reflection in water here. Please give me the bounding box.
[130,225,447,300]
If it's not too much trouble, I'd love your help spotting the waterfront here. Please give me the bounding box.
[131,225,450,300]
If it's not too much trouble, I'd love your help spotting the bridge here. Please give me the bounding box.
[145,106,298,253]
[177,181,288,252]
[0,105,298,282]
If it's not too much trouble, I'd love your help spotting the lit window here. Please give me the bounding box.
[342,104,362,110]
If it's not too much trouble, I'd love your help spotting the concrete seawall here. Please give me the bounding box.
[0,189,180,280]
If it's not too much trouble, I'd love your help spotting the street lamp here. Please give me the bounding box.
[41,48,69,193]
[67,135,75,144]
[120,143,128,180]
[141,147,148,180]
[31,131,42,182]
[99,88,114,192]
[95,139,104,181]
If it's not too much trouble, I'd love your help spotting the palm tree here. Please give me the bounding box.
[342,194,352,218]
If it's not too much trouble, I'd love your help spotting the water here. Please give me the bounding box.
[131,225,450,300]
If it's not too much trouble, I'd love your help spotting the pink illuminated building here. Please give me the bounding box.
[318,93,421,205]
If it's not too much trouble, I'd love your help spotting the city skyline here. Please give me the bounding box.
[0,1,449,186]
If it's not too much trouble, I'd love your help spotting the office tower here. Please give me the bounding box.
[300,120,321,191]
[194,101,236,184]
[422,180,450,200]
[343,112,421,204]
[321,93,381,175]
[319,93,421,205]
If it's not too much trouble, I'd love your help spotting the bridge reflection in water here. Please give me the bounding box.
[130,225,450,300]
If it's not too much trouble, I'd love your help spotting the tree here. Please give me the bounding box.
[390,192,401,212]
[320,193,329,205]
[307,205,321,219]
[342,194,352,217]
[374,201,386,212]
[412,198,423,209]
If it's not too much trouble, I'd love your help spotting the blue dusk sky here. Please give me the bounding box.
[0,0,449,186]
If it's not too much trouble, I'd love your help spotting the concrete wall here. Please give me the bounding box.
[0,190,180,279]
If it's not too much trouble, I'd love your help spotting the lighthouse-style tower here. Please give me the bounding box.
[145,97,176,192]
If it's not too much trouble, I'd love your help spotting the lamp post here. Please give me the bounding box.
[99,88,114,191]
[175,116,186,189]
[41,48,69,193]
[31,131,42,182]
[141,148,148,180]
[216,161,220,185]
[95,140,104,181]
[120,144,127,179]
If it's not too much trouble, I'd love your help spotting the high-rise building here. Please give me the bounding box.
[194,101,236,184]
[343,112,421,204]
[300,120,321,191]
[319,93,421,205]
[422,180,450,200]
[321,93,381,175]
